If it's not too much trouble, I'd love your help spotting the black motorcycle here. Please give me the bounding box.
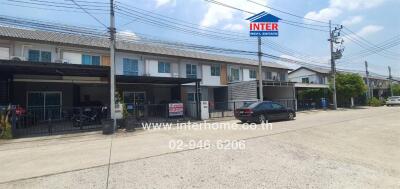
[72,106,108,127]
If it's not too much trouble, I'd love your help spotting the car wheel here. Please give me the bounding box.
[288,112,295,120]
[258,114,267,124]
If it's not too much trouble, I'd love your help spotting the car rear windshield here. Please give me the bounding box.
[241,102,260,109]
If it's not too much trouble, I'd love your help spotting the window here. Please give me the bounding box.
[258,102,272,110]
[158,62,171,73]
[123,58,139,76]
[27,91,61,121]
[186,64,197,78]
[82,54,100,65]
[211,64,220,76]
[41,51,52,62]
[319,76,325,84]
[28,50,40,62]
[302,78,310,83]
[249,69,257,79]
[279,72,286,81]
[230,68,239,81]
[266,71,272,80]
[28,50,51,62]
[271,103,284,110]
[187,92,202,102]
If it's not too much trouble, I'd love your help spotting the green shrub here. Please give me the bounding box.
[368,97,384,107]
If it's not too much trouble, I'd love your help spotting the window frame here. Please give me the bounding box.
[211,64,220,76]
[249,69,257,79]
[186,64,197,78]
[82,54,101,65]
[28,49,52,62]
[158,62,171,73]
[301,77,310,84]
[123,58,139,76]
[266,71,272,80]
[187,92,202,102]
[230,68,240,81]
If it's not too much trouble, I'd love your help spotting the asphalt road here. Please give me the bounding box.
[0,106,399,189]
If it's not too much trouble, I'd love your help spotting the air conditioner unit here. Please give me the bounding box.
[10,56,26,61]
[55,59,70,64]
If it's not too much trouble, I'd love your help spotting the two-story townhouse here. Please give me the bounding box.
[226,62,295,110]
[288,66,392,108]
[0,25,291,125]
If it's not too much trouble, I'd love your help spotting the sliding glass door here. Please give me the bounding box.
[27,92,62,121]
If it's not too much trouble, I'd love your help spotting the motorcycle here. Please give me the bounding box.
[72,106,108,127]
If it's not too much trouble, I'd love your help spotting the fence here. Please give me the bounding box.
[209,100,257,118]
[11,106,109,138]
[209,99,297,118]
[124,103,194,124]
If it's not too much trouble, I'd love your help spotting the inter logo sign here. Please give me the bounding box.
[247,11,281,37]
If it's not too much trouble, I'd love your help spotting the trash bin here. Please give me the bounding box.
[320,98,328,110]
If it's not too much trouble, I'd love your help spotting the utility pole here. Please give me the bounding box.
[329,20,337,110]
[328,20,344,110]
[110,0,116,129]
[365,61,370,99]
[258,36,263,101]
[389,66,393,97]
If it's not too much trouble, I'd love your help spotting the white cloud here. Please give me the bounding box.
[117,30,139,40]
[304,7,342,23]
[222,23,244,31]
[341,16,363,26]
[200,0,268,27]
[356,25,384,37]
[304,0,386,23]
[330,0,385,10]
[155,0,176,7]
[343,25,384,43]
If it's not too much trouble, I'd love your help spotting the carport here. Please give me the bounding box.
[262,81,297,110]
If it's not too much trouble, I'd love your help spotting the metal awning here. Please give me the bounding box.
[116,75,201,84]
[0,60,109,77]
[294,83,329,89]
[262,81,296,87]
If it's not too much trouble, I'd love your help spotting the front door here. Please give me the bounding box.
[27,91,62,121]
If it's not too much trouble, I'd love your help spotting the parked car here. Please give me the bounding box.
[234,101,296,123]
[386,96,400,106]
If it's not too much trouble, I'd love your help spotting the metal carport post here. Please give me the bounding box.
[195,81,201,120]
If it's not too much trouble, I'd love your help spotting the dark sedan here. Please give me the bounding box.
[234,101,296,123]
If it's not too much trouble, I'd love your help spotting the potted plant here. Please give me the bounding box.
[0,106,13,139]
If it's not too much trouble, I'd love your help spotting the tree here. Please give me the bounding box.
[331,73,367,106]
[392,83,400,96]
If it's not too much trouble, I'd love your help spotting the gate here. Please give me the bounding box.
[11,106,108,138]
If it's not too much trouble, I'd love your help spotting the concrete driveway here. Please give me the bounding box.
[0,106,399,188]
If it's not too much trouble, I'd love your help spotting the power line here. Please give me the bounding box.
[341,31,399,60]
[68,0,108,28]
[1,0,109,15]
[343,26,399,56]
[246,0,332,25]
[203,0,330,32]
[340,35,400,61]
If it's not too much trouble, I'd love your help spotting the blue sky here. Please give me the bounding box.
[0,0,399,77]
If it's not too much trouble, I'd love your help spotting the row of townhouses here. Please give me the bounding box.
[288,66,392,100]
[0,26,295,123]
